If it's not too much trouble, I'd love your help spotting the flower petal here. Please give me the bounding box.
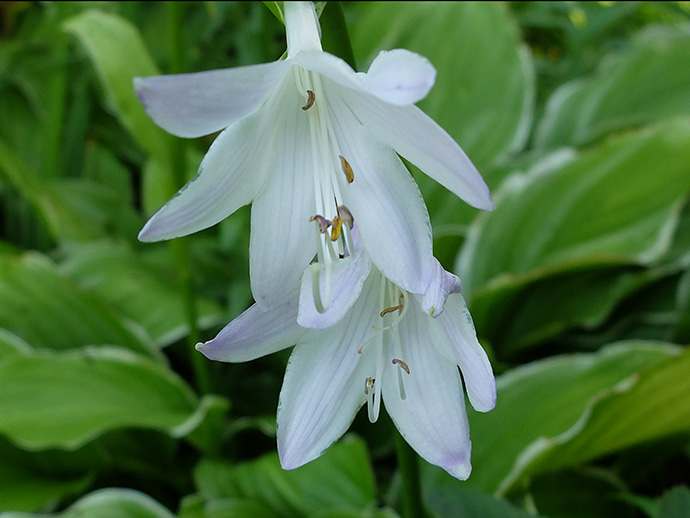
[343,91,494,211]
[138,107,271,242]
[249,80,317,310]
[432,294,496,413]
[285,2,322,57]
[277,273,380,469]
[325,85,434,295]
[418,258,462,317]
[196,293,305,363]
[134,60,291,139]
[297,246,371,330]
[363,49,436,105]
[383,300,473,480]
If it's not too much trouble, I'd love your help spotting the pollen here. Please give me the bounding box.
[364,377,375,395]
[302,89,315,111]
[339,155,354,183]
[392,358,410,374]
[309,214,331,233]
[330,215,344,241]
[380,305,403,317]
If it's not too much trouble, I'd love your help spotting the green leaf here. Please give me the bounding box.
[179,494,278,518]
[0,488,176,518]
[0,329,32,361]
[194,435,376,517]
[657,486,690,518]
[0,252,157,358]
[464,341,682,495]
[60,241,225,348]
[0,347,202,450]
[536,25,690,149]
[457,119,690,297]
[421,482,537,518]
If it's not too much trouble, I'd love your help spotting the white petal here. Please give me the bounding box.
[325,86,434,295]
[138,107,271,242]
[134,60,291,138]
[418,258,462,317]
[249,80,317,310]
[297,248,371,330]
[285,2,322,57]
[278,273,380,469]
[383,300,473,480]
[291,50,363,92]
[433,294,496,413]
[343,91,494,211]
[363,49,436,105]
[196,294,305,363]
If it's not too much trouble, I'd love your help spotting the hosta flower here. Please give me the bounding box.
[134,1,492,312]
[197,251,496,480]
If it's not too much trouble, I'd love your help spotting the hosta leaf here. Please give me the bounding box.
[457,119,690,297]
[0,347,202,450]
[536,25,690,149]
[465,341,683,495]
[0,252,156,358]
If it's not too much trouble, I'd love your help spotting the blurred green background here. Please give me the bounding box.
[0,1,689,517]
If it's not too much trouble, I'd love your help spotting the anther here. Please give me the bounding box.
[339,155,354,183]
[337,205,354,228]
[364,377,375,395]
[302,90,315,111]
[380,305,404,317]
[392,358,410,374]
[330,215,344,241]
[309,214,331,234]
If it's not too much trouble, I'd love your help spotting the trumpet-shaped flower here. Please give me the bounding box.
[197,251,496,480]
[134,2,492,313]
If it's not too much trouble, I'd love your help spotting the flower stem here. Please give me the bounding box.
[394,429,425,518]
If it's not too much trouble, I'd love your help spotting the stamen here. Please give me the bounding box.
[392,358,410,374]
[365,377,378,422]
[339,155,354,183]
[330,215,344,241]
[380,305,404,317]
[302,89,315,111]
[309,214,331,234]
[310,263,331,313]
[395,362,408,400]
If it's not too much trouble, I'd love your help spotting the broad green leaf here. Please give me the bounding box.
[0,488,176,518]
[63,10,167,161]
[536,25,690,149]
[457,119,690,297]
[350,2,534,236]
[465,341,681,495]
[0,329,32,360]
[179,494,278,518]
[657,486,690,518]
[512,345,690,488]
[194,436,376,517]
[0,436,93,513]
[0,252,156,358]
[0,347,201,450]
[60,241,225,348]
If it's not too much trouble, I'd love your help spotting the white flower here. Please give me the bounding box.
[196,253,496,480]
[134,2,492,313]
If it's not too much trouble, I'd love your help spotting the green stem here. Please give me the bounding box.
[319,1,357,70]
[166,2,211,394]
[394,429,425,518]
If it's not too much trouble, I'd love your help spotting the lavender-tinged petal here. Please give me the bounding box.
[326,86,434,295]
[418,258,462,317]
[382,299,473,480]
[134,60,291,139]
[249,78,317,310]
[298,247,371,329]
[278,273,380,469]
[196,294,305,363]
[343,90,494,211]
[432,293,496,413]
[138,106,271,242]
[363,49,436,105]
